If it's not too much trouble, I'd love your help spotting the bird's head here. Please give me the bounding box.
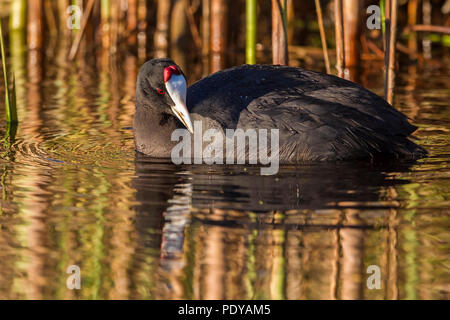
[136,58,193,133]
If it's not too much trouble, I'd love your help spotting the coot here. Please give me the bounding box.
[133,58,426,161]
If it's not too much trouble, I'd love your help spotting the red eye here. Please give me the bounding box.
[158,89,165,95]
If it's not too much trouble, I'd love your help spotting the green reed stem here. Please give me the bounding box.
[0,22,18,123]
[10,0,27,31]
[282,0,288,38]
[246,0,257,64]
[101,0,111,20]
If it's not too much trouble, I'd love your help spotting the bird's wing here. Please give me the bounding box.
[187,65,423,161]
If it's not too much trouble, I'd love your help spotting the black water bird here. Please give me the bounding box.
[133,58,426,162]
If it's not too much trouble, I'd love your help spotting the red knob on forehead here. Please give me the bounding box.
[164,65,181,83]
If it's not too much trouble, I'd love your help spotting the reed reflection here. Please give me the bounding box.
[130,157,419,299]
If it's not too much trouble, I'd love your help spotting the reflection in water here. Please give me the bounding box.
[0,45,449,299]
[340,210,364,300]
[128,158,447,300]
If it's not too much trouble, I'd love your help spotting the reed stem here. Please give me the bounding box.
[386,0,398,104]
[186,1,202,50]
[334,0,345,77]
[101,0,111,49]
[380,0,386,40]
[0,23,18,123]
[27,0,44,51]
[69,0,96,60]
[202,0,211,76]
[210,0,228,72]
[272,0,288,65]
[407,0,419,59]
[342,0,360,69]
[171,0,189,70]
[154,0,171,58]
[246,0,257,64]
[314,0,331,74]
[10,0,27,31]
[127,0,138,46]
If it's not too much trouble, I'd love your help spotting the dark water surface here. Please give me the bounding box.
[0,50,448,299]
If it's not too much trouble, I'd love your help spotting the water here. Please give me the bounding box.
[0,49,448,299]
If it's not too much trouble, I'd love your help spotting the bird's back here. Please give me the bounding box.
[187,64,426,161]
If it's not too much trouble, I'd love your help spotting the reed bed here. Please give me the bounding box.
[0,0,449,117]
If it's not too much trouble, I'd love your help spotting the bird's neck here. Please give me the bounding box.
[133,106,181,157]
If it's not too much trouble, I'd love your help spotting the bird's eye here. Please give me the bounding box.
[157,89,165,95]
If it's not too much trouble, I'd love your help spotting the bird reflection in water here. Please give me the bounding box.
[132,152,416,299]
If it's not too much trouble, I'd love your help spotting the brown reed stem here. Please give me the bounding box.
[406,24,450,34]
[334,0,345,77]
[69,0,96,60]
[342,0,360,70]
[27,0,44,51]
[186,1,202,50]
[154,0,171,58]
[314,0,331,74]
[384,0,391,99]
[171,0,189,69]
[272,0,288,65]
[407,0,419,59]
[202,0,210,76]
[127,0,138,46]
[386,0,398,104]
[210,0,227,72]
